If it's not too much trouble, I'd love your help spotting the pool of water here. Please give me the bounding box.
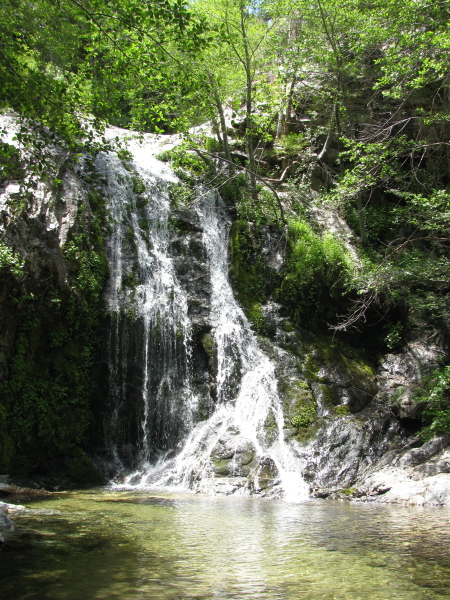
[1,489,450,599]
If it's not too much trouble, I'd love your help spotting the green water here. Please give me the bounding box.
[1,490,450,599]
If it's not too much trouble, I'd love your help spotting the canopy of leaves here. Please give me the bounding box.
[0,0,209,145]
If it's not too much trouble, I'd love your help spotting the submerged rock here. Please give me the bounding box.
[0,502,16,544]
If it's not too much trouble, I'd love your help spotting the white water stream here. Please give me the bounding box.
[96,140,197,474]
[159,190,309,499]
[97,131,309,499]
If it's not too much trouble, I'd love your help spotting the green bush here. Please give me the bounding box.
[277,218,356,326]
[420,366,450,440]
[0,220,108,473]
[291,405,316,428]
[157,146,206,174]
[276,133,308,158]
[0,242,24,275]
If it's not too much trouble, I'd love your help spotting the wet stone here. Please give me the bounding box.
[254,456,279,491]
[210,434,256,477]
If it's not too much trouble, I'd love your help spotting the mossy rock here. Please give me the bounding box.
[212,458,231,476]
[136,197,148,209]
[229,220,272,310]
[281,378,315,413]
[295,423,320,444]
[131,175,146,195]
[211,451,255,477]
[314,383,339,407]
[283,331,377,413]
[262,408,278,445]
[168,216,197,235]
[335,405,350,417]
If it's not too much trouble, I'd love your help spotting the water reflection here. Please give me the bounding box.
[1,490,450,599]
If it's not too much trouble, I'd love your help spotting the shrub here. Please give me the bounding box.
[277,218,356,326]
[421,366,450,439]
[291,405,316,428]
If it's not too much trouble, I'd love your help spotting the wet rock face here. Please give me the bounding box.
[211,433,256,477]
[228,227,450,503]
[256,329,405,492]
[300,412,401,490]
[170,209,212,331]
[253,456,280,492]
[264,326,378,416]
[169,209,216,415]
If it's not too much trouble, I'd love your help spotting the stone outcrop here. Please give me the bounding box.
[2,114,450,506]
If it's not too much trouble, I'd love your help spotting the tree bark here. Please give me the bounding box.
[240,3,258,200]
[208,72,234,175]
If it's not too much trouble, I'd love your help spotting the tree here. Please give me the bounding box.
[192,0,280,198]
[0,0,208,147]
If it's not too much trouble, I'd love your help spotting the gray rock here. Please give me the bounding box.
[253,456,279,491]
[391,385,427,421]
[377,341,445,405]
[399,434,450,468]
[211,434,256,477]
[0,502,15,543]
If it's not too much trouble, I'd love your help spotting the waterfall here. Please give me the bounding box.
[96,140,198,478]
[100,133,309,500]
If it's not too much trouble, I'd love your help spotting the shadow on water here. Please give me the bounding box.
[0,492,189,600]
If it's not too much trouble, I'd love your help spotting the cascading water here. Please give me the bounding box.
[99,133,309,500]
[96,138,198,478]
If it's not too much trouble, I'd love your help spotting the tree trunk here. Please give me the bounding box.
[208,73,234,175]
[240,4,258,200]
[276,76,296,138]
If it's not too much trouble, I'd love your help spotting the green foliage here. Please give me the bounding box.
[219,173,246,205]
[168,181,196,208]
[236,188,279,226]
[158,146,207,174]
[291,405,316,428]
[0,142,23,184]
[384,322,403,351]
[278,218,356,326]
[0,291,103,470]
[420,366,450,440]
[246,303,268,336]
[64,236,107,298]
[204,137,222,153]
[0,242,24,276]
[276,133,308,158]
[132,176,146,195]
[0,0,209,147]
[0,191,108,474]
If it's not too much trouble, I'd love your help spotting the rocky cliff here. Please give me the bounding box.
[1,114,449,506]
